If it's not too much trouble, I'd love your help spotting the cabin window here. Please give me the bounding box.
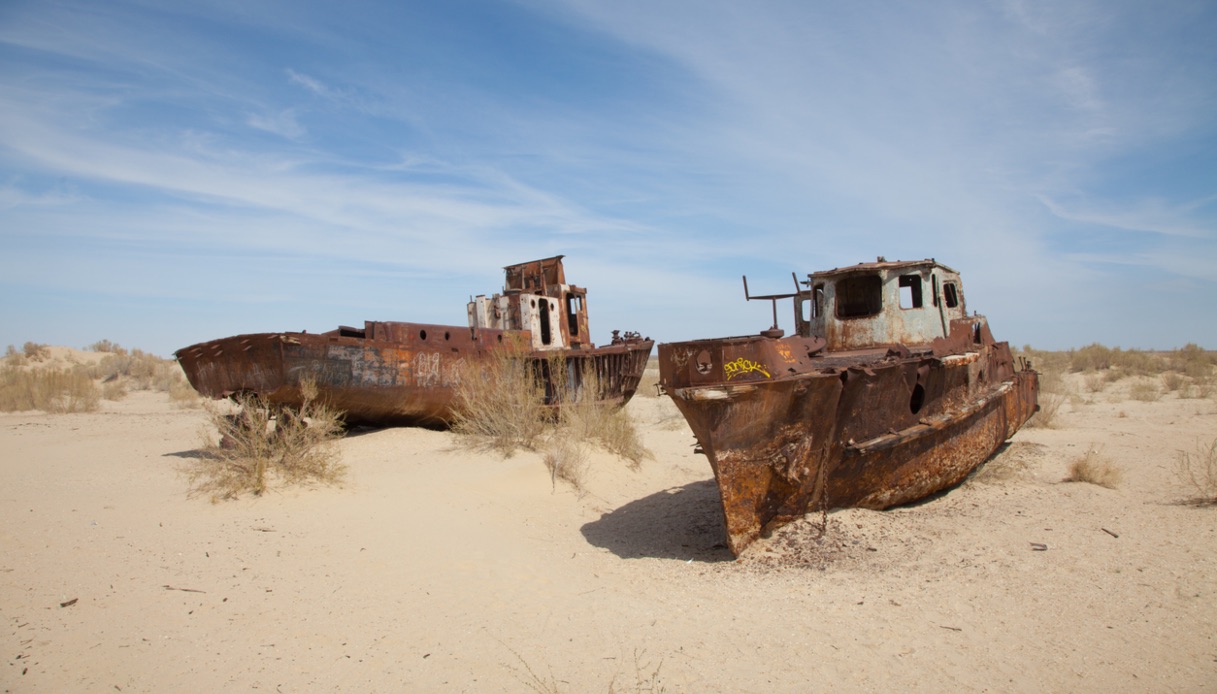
[538,299,552,345]
[566,294,582,336]
[835,274,882,319]
[943,282,960,308]
[799,284,825,323]
[899,275,923,309]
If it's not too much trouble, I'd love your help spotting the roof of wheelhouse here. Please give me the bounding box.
[811,257,957,280]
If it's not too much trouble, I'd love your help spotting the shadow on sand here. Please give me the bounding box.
[580,479,735,563]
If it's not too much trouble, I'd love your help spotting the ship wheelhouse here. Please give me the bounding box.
[794,258,967,351]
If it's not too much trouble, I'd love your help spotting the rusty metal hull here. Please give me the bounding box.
[177,322,653,427]
[660,330,1038,556]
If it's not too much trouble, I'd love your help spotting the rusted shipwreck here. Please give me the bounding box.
[658,258,1039,556]
[177,256,653,426]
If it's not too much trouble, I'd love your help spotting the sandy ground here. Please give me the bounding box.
[3,357,1216,692]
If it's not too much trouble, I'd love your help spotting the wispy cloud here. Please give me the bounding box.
[0,0,1214,353]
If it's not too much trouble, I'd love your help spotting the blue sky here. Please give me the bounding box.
[1,0,1214,357]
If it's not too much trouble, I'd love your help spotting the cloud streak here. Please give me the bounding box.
[0,0,1214,353]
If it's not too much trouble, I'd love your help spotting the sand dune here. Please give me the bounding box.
[2,363,1215,692]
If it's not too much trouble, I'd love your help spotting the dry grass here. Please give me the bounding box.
[187,380,345,501]
[2,340,202,411]
[453,346,651,488]
[0,366,101,413]
[1128,380,1162,402]
[503,644,667,694]
[1026,392,1064,429]
[1175,437,1217,506]
[541,435,589,492]
[451,340,549,456]
[1062,447,1124,489]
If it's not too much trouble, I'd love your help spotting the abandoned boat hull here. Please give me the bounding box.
[663,334,1037,555]
[177,256,654,427]
[659,258,1039,556]
[178,323,653,427]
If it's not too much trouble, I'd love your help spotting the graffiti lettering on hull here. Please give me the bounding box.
[723,358,770,380]
[414,352,465,388]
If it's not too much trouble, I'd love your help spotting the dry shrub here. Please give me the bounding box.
[1161,371,1187,393]
[88,339,124,354]
[4,345,27,366]
[1062,447,1123,489]
[168,377,202,408]
[0,366,100,413]
[452,341,548,456]
[1083,373,1107,393]
[453,347,651,487]
[188,381,345,501]
[1026,392,1063,428]
[1069,343,1112,372]
[541,435,589,492]
[1170,344,1216,379]
[22,342,50,361]
[89,349,181,392]
[556,363,648,468]
[1175,437,1217,506]
[1129,380,1161,402]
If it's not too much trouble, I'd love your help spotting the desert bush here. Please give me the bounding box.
[187,381,345,501]
[0,366,100,413]
[453,347,652,485]
[22,342,50,361]
[1062,447,1123,489]
[1175,437,1217,506]
[168,377,202,408]
[1083,373,1107,393]
[1069,343,1112,372]
[1161,371,1187,393]
[541,435,589,492]
[88,339,126,354]
[556,364,648,468]
[1110,348,1158,376]
[1026,392,1063,428]
[5,345,27,366]
[1128,380,1161,402]
[90,349,181,392]
[1170,344,1216,379]
[452,341,549,455]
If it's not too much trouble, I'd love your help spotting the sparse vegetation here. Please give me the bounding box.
[503,644,667,694]
[23,342,50,361]
[1062,447,1123,489]
[451,340,549,456]
[1129,380,1162,402]
[452,345,651,489]
[1026,392,1063,429]
[1175,437,1217,506]
[1,340,201,411]
[0,365,101,413]
[187,380,345,501]
[541,436,589,492]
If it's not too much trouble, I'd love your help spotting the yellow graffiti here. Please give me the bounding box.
[723,357,770,381]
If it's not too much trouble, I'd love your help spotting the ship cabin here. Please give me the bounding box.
[794,258,967,351]
[467,255,593,352]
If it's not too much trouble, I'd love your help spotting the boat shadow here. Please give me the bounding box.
[580,479,735,563]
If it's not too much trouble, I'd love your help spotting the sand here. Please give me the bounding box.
[3,357,1216,692]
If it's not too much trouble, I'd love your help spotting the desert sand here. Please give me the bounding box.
[3,353,1216,692]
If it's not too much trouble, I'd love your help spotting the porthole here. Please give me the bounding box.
[419,330,427,340]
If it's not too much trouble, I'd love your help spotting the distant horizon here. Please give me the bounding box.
[2,1,1214,355]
